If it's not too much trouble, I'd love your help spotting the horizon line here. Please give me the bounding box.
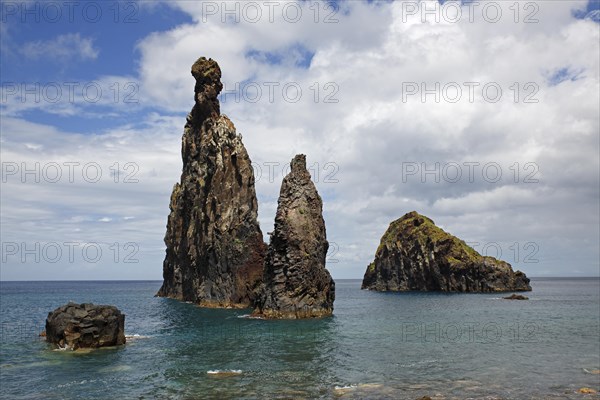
[1,276,599,283]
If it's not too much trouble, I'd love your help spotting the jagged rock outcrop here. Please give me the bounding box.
[253,155,335,318]
[157,57,266,307]
[362,211,532,292]
[45,303,125,350]
[503,294,529,300]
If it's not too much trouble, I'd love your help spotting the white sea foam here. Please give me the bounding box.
[237,314,251,319]
[334,384,357,390]
[206,369,242,375]
[125,334,150,340]
[334,383,384,393]
[237,314,264,320]
[57,379,97,388]
[583,368,600,374]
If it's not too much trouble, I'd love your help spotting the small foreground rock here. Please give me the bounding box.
[45,302,125,350]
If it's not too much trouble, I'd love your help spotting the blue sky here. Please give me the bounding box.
[1,0,599,280]
[1,2,193,132]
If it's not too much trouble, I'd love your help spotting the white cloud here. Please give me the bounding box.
[20,33,99,61]
[0,115,183,280]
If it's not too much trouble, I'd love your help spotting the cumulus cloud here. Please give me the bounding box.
[0,115,182,280]
[20,33,99,61]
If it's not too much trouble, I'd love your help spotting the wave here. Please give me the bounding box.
[57,379,98,388]
[100,365,132,373]
[334,384,357,390]
[207,369,242,376]
[237,314,263,319]
[125,334,150,340]
[333,383,384,394]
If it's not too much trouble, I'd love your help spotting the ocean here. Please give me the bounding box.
[0,278,598,399]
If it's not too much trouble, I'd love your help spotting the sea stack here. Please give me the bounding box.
[253,154,335,318]
[157,57,266,307]
[362,211,532,292]
[45,303,126,350]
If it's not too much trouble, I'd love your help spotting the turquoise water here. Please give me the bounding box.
[0,278,598,399]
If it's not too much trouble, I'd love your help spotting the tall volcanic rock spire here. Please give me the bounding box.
[253,154,335,319]
[157,57,266,307]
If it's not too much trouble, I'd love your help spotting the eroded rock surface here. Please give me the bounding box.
[503,294,529,300]
[157,57,266,307]
[45,303,125,350]
[253,155,335,318]
[362,211,532,293]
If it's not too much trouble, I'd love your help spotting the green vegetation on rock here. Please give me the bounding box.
[362,211,532,293]
[378,211,481,268]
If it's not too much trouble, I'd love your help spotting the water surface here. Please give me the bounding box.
[1,278,598,399]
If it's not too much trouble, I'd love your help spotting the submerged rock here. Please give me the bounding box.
[584,369,600,374]
[362,211,532,293]
[157,57,266,307]
[45,303,125,350]
[503,294,529,300]
[253,155,335,318]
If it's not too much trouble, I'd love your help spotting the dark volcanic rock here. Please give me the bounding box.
[253,155,335,318]
[503,294,529,300]
[157,57,266,307]
[45,303,125,350]
[361,211,532,293]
